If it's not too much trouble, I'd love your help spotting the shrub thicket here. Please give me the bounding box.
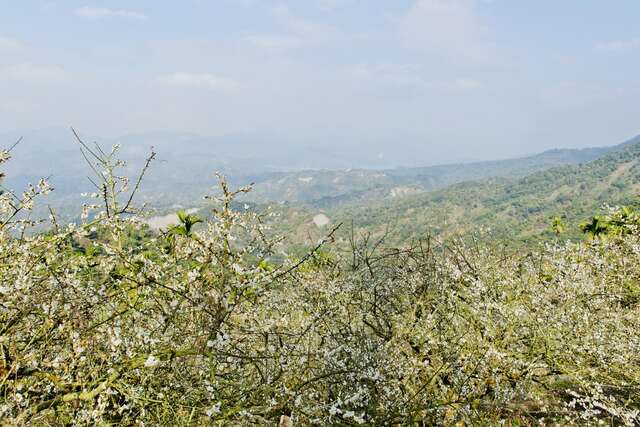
[0,143,639,425]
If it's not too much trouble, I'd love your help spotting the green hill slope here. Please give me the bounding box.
[245,140,629,208]
[327,140,640,245]
[265,138,640,248]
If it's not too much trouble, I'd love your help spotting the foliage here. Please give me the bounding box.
[1,143,639,425]
[170,211,204,237]
[580,205,640,238]
[551,216,566,235]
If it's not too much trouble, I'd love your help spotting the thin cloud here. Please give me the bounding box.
[452,78,483,90]
[74,6,148,20]
[155,72,240,91]
[349,63,482,91]
[348,63,426,88]
[314,0,355,11]
[246,35,302,51]
[245,5,343,53]
[220,0,258,6]
[399,0,495,63]
[424,77,484,91]
[0,63,68,83]
[595,39,640,52]
[0,36,24,52]
[272,4,341,42]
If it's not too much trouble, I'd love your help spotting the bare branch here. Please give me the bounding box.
[119,148,156,215]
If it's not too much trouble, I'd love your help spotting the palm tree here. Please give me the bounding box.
[580,215,609,237]
[551,216,566,236]
[170,210,204,237]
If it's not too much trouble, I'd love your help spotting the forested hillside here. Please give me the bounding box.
[245,141,621,208]
[306,139,640,246]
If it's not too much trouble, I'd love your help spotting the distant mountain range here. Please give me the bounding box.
[1,127,638,227]
[245,142,622,208]
[306,135,640,247]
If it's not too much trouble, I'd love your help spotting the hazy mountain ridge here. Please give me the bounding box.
[244,142,621,208]
[1,128,636,222]
[322,137,640,246]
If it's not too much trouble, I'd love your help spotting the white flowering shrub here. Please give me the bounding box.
[0,142,639,425]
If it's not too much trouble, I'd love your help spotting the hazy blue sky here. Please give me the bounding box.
[1,0,640,162]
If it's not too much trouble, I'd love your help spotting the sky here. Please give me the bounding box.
[1,0,640,164]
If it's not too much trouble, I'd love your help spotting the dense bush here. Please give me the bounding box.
[1,144,639,425]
